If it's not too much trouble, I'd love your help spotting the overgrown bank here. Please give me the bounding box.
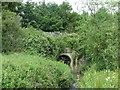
[2,1,119,88]
[2,9,118,71]
[2,53,74,88]
[76,65,119,88]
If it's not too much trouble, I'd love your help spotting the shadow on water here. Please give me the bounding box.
[68,68,81,90]
[69,81,78,90]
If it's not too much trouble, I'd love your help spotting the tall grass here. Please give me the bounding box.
[76,65,118,88]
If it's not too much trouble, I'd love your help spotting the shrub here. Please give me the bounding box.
[76,65,119,88]
[75,9,118,70]
[21,27,82,58]
[2,10,23,53]
[2,53,74,88]
[21,27,58,57]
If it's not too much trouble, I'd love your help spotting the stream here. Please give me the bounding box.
[69,81,78,89]
[69,69,80,89]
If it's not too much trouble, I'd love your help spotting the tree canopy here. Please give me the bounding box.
[20,1,80,32]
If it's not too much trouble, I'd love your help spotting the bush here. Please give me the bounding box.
[21,27,82,58]
[75,9,118,70]
[21,27,58,57]
[76,65,119,88]
[2,53,74,88]
[2,10,23,53]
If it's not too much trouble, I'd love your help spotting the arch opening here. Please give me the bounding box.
[57,55,71,65]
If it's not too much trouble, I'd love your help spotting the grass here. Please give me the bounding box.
[76,65,119,88]
[2,53,74,88]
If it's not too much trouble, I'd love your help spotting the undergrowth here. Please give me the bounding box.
[2,53,74,88]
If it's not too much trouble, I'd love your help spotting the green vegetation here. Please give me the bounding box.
[1,0,119,88]
[2,10,23,53]
[76,65,118,88]
[2,53,74,88]
[76,8,118,71]
[20,2,79,32]
[21,27,80,57]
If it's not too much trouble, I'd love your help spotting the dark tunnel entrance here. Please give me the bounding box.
[57,55,71,65]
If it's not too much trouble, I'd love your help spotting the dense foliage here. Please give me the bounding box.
[1,1,118,88]
[2,53,74,88]
[76,8,118,70]
[76,65,118,88]
[20,2,79,32]
[2,6,118,70]
[2,10,23,53]
[2,2,22,13]
[21,27,81,57]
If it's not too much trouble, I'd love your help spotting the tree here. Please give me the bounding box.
[2,2,23,14]
[76,6,118,70]
[21,1,79,32]
[2,10,23,53]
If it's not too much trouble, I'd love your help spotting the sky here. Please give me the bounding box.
[22,0,118,14]
[22,0,85,13]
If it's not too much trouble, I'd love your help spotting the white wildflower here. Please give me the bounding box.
[106,77,110,81]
